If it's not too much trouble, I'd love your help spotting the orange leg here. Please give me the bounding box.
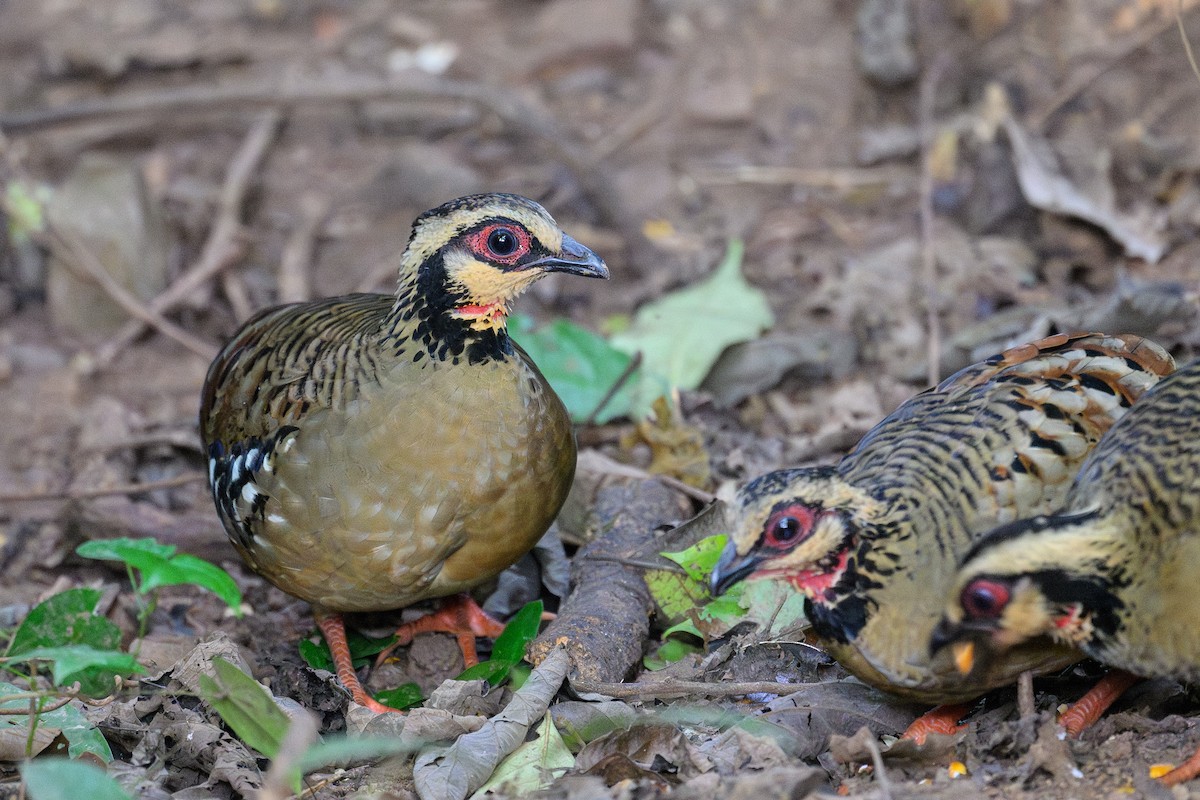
[1159,746,1200,787]
[314,610,402,713]
[374,593,506,669]
[900,702,973,744]
[1058,670,1141,738]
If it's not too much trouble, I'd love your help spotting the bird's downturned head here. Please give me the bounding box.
[929,509,1120,675]
[709,467,878,603]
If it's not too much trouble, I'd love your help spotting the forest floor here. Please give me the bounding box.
[1,0,1200,797]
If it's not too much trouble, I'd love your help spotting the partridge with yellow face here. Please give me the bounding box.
[201,193,607,712]
[706,333,1174,738]
[932,358,1200,785]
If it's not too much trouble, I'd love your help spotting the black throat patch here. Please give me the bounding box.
[386,251,514,366]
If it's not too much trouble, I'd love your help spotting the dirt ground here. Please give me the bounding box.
[2,0,1200,798]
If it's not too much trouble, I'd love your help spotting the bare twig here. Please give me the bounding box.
[86,429,203,455]
[1181,0,1200,86]
[278,193,329,304]
[0,75,631,232]
[0,684,81,715]
[577,449,716,504]
[221,270,255,323]
[571,677,816,700]
[689,164,914,191]
[917,53,949,387]
[93,110,281,366]
[583,351,641,427]
[0,472,203,503]
[1017,669,1035,720]
[862,733,894,800]
[1030,13,1183,129]
[42,224,218,359]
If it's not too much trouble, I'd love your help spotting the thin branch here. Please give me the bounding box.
[917,54,949,387]
[583,351,641,427]
[570,677,816,700]
[1181,0,1200,86]
[1030,14,1182,129]
[863,733,894,800]
[0,472,203,503]
[277,193,329,304]
[93,110,281,366]
[0,685,81,715]
[577,449,716,504]
[0,74,631,232]
[42,223,218,360]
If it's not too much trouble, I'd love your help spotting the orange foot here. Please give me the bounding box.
[375,593,506,669]
[1058,670,1140,738]
[900,702,973,745]
[314,610,403,713]
[1159,747,1200,787]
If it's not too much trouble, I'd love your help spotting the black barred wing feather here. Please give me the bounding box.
[842,332,1174,546]
[207,426,298,550]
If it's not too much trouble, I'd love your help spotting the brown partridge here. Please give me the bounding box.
[931,358,1200,786]
[200,193,607,712]
[706,333,1174,738]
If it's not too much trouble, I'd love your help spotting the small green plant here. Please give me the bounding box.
[297,599,545,709]
[75,537,243,644]
[455,600,544,688]
[1,536,245,767]
[644,534,806,669]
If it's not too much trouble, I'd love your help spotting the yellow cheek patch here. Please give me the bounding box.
[444,251,543,332]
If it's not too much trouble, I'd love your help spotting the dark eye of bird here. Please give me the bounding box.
[773,516,801,542]
[487,228,518,257]
[763,504,814,548]
[960,579,1011,620]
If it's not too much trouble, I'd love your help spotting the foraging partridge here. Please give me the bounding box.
[200,193,607,712]
[706,333,1174,738]
[931,358,1200,785]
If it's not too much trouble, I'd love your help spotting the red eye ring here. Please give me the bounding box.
[763,504,816,549]
[960,578,1011,620]
[468,223,532,265]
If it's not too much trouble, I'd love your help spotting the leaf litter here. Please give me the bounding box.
[2,2,1200,799]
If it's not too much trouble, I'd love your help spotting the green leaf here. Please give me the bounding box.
[76,538,243,614]
[197,656,290,758]
[736,578,808,637]
[698,591,746,624]
[470,713,574,798]
[4,180,51,245]
[509,316,636,423]
[660,618,704,640]
[646,535,731,624]
[5,646,143,696]
[644,568,709,623]
[76,537,175,562]
[455,600,542,687]
[643,636,702,671]
[7,588,121,657]
[660,535,728,582]
[373,683,424,710]
[0,682,112,761]
[610,239,773,393]
[301,629,396,671]
[22,759,132,800]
